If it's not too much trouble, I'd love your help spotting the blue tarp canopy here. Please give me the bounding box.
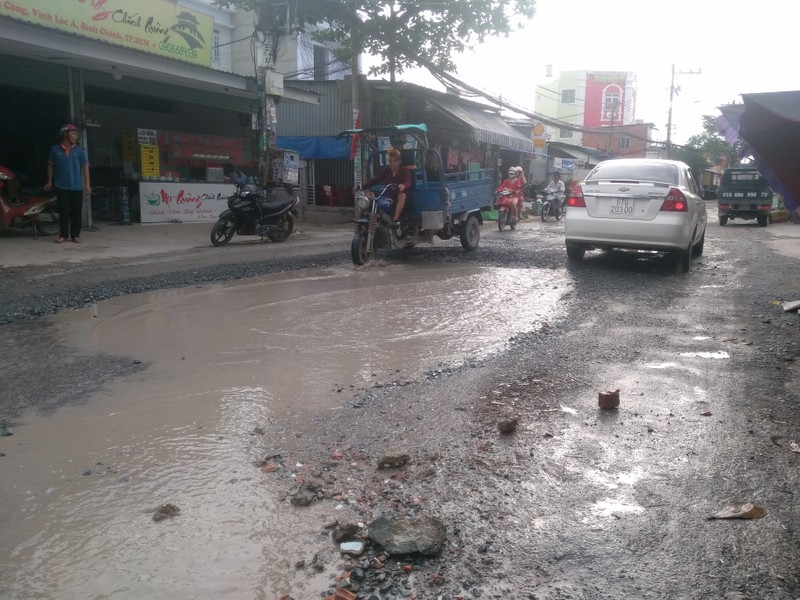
[275,136,350,159]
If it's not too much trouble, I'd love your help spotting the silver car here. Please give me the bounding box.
[564,158,708,272]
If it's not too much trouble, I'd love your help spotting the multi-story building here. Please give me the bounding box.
[535,70,637,147]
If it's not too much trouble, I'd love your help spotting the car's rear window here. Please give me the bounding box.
[588,162,679,185]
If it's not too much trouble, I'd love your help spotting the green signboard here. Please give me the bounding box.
[1,0,213,67]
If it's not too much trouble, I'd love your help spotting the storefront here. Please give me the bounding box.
[0,0,261,224]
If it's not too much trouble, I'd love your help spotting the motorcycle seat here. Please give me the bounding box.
[258,197,295,214]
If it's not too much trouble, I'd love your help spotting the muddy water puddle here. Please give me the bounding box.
[0,263,569,599]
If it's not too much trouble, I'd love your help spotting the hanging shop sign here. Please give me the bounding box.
[531,122,547,149]
[0,0,213,67]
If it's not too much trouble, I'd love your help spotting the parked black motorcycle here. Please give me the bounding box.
[210,182,299,247]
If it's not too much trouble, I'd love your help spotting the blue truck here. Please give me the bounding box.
[341,124,495,265]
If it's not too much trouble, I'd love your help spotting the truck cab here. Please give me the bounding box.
[718,166,773,227]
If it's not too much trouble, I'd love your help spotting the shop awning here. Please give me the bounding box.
[428,98,534,154]
[739,91,800,211]
[276,136,351,160]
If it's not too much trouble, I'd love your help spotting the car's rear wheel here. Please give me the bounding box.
[719,214,728,226]
[692,230,705,257]
[673,240,691,273]
[757,214,768,227]
[566,242,586,261]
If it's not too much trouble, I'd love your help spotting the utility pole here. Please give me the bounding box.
[665,63,701,158]
[256,0,293,186]
[605,98,620,155]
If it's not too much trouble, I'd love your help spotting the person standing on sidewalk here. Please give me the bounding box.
[44,124,91,244]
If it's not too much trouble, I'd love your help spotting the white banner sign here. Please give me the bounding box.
[139,182,233,223]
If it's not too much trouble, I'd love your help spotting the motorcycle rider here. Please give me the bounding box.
[495,167,522,222]
[544,170,566,211]
[362,147,412,226]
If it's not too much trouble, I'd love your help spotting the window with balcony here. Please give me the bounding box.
[212,30,221,67]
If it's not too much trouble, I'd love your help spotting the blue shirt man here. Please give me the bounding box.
[45,124,91,243]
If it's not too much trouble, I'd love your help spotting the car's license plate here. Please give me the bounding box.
[609,198,634,215]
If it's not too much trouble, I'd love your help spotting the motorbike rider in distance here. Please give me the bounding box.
[496,167,523,222]
[544,170,566,211]
[362,147,412,226]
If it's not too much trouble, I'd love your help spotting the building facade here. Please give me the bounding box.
[581,122,657,159]
[0,0,264,224]
[534,70,637,147]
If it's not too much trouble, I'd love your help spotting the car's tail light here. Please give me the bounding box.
[660,188,688,212]
[758,204,771,210]
[567,184,585,207]
[719,203,731,210]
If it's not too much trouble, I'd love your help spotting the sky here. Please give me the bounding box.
[369,0,799,145]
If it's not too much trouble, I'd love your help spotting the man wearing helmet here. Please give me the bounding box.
[45,124,91,243]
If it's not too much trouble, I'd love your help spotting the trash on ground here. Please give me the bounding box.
[782,299,800,312]
[598,389,620,409]
[708,502,765,520]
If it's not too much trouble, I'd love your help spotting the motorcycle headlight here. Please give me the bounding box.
[355,194,369,211]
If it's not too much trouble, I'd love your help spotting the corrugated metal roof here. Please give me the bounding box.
[428,97,534,153]
[279,80,364,135]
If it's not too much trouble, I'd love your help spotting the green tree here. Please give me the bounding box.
[672,115,740,178]
[214,0,536,80]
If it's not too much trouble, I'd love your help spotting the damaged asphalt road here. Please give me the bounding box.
[1,215,799,599]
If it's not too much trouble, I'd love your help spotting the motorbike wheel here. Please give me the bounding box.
[497,210,506,231]
[267,213,295,242]
[555,204,564,221]
[351,232,373,266]
[541,202,551,222]
[210,216,236,246]
[459,213,481,252]
[35,204,60,236]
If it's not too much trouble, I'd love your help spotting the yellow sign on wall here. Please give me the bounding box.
[140,144,161,178]
[0,0,212,67]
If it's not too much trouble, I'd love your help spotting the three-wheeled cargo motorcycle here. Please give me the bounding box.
[339,124,495,266]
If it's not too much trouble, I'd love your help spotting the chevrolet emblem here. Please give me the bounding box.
[618,186,630,192]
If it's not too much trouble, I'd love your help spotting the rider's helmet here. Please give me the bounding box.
[507,168,516,177]
[60,124,79,135]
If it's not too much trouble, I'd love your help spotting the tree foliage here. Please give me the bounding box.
[214,0,536,77]
[672,115,741,176]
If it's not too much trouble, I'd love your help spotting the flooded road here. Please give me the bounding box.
[0,262,570,599]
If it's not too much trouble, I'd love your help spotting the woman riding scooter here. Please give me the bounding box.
[496,167,524,222]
